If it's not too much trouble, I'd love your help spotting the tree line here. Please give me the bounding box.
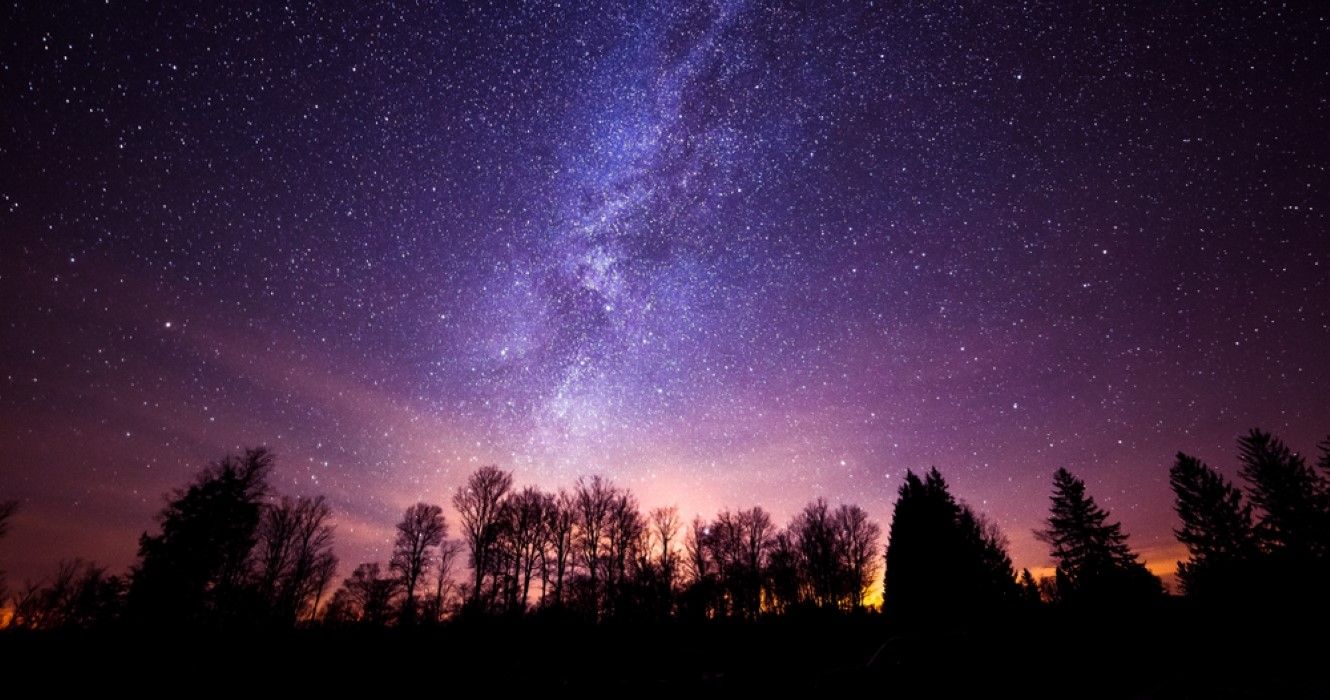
[325,468,883,626]
[2,428,1329,630]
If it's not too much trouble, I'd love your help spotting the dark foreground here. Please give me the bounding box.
[3,606,1325,696]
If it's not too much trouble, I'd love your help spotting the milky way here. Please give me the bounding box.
[2,2,1327,589]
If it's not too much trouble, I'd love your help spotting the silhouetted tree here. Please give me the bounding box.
[603,490,645,618]
[390,502,446,623]
[129,447,273,626]
[706,508,757,618]
[0,500,15,540]
[256,494,337,625]
[331,562,400,626]
[688,498,885,615]
[705,507,773,619]
[1319,435,1330,479]
[1036,468,1161,606]
[500,487,547,613]
[1018,568,1042,606]
[1238,429,1329,560]
[740,508,775,617]
[885,469,1018,623]
[792,498,841,609]
[969,509,1020,602]
[680,516,720,618]
[683,516,712,585]
[1037,573,1060,603]
[1170,452,1259,598]
[453,466,513,611]
[835,504,882,609]
[543,489,576,608]
[765,530,803,614]
[8,559,124,630]
[0,499,15,604]
[310,549,338,621]
[650,506,681,607]
[574,475,615,618]
[426,539,462,622]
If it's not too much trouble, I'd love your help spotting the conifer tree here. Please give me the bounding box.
[1238,429,1329,559]
[1018,568,1041,605]
[1036,468,1161,604]
[885,468,1018,622]
[1170,453,1258,597]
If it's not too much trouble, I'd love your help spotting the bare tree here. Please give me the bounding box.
[604,491,645,616]
[650,506,681,593]
[309,549,338,622]
[453,466,513,609]
[702,507,774,619]
[8,559,124,630]
[429,539,463,621]
[737,507,775,617]
[684,515,713,584]
[502,487,548,613]
[708,509,742,618]
[680,515,722,619]
[544,489,576,607]
[8,579,45,629]
[256,495,337,624]
[791,498,840,608]
[834,503,881,609]
[390,502,446,623]
[766,530,803,613]
[257,498,300,599]
[574,475,616,617]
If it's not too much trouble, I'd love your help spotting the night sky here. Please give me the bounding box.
[2,1,1327,592]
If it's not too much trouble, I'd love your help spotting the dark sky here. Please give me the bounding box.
[2,1,1327,592]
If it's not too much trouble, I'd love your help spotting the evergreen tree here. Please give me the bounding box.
[1018,568,1042,605]
[129,448,273,626]
[885,468,1018,623]
[1169,453,1258,597]
[1036,468,1161,605]
[1239,429,1329,559]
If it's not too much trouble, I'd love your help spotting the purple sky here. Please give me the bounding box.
[2,1,1327,592]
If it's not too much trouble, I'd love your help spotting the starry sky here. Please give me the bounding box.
[2,1,1327,591]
